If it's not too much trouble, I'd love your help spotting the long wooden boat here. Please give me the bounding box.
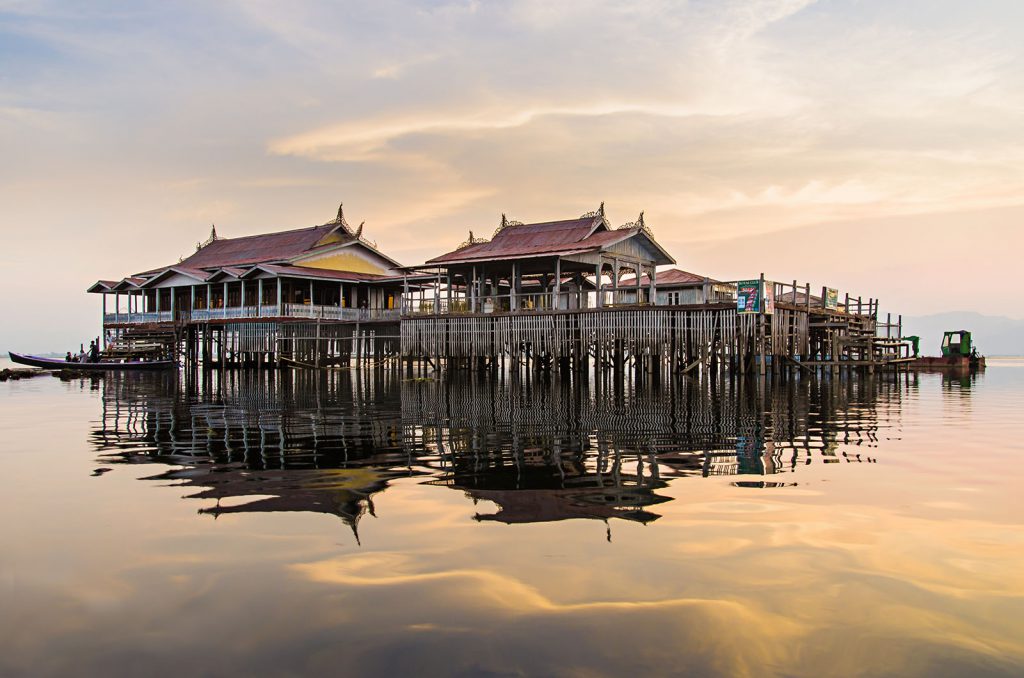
[8,351,175,371]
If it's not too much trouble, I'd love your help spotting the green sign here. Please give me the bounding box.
[824,287,839,310]
[737,280,761,314]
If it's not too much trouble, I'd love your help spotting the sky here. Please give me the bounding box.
[1,0,1022,351]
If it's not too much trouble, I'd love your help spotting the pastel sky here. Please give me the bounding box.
[1,0,1022,351]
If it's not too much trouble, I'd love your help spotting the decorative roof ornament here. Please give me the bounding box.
[457,229,490,250]
[618,211,653,236]
[196,223,219,251]
[331,202,354,235]
[580,201,605,219]
[355,221,364,239]
[492,212,524,238]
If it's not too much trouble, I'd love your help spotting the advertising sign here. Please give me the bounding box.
[737,280,761,314]
[824,287,839,310]
[763,281,775,315]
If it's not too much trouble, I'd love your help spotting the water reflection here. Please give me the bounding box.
[91,370,914,533]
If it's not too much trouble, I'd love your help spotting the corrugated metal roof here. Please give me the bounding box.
[178,224,337,269]
[255,264,400,283]
[605,269,719,289]
[426,217,620,264]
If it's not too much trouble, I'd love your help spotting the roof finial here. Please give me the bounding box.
[599,201,605,217]
[637,211,644,228]
[501,213,508,229]
[335,203,345,223]
[211,223,217,240]
[355,221,364,238]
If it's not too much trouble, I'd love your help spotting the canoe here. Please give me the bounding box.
[8,351,176,371]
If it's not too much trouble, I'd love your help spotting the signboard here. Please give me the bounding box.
[824,287,839,310]
[763,281,775,315]
[737,280,761,314]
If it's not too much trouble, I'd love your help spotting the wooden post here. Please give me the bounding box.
[276,278,282,317]
[650,265,657,306]
[554,258,561,310]
[471,265,477,313]
[258,279,263,316]
[240,280,246,315]
[595,263,603,308]
[634,262,642,304]
[223,282,228,319]
[759,273,766,376]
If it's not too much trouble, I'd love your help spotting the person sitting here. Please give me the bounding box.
[65,351,74,363]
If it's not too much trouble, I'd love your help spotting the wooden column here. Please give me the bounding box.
[510,262,518,312]
[635,262,642,304]
[223,282,228,319]
[595,262,603,308]
[258,279,264,316]
[554,258,561,310]
[276,278,282,316]
[649,265,657,305]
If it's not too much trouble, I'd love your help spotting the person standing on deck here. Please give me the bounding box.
[78,344,86,363]
[88,341,99,363]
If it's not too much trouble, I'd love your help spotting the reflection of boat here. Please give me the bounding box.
[9,351,175,371]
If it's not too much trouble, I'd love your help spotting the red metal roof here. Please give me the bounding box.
[178,224,337,269]
[254,264,402,283]
[426,217,616,264]
[604,268,718,289]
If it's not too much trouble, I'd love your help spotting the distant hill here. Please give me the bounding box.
[899,312,1024,356]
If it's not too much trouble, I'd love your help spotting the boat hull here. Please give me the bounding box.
[8,352,175,372]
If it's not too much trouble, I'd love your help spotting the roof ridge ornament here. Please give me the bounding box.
[580,201,605,219]
[457,229,490,250]
[618,211,653,236]
[332,202,354,235]
[493,212,523,238]
[196,223,219,251]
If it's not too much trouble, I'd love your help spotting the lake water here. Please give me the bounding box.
[1,360,1022,676]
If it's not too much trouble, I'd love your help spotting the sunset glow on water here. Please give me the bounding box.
[1,364,1021,676]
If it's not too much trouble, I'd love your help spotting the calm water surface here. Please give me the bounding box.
[1,358,1022,677]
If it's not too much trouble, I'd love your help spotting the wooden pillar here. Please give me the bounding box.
[595,262,603,308]
[241,279,246,314]
[277,278,283,316]
[510,262,518,312]
[759,272,766,376]
[190,285,195,321]
[403,275,410,314]
[470,265,477,313]
[612,257,619,306]
[258,279,264,316]
[649,265,657,306]
[554,258,561,310]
